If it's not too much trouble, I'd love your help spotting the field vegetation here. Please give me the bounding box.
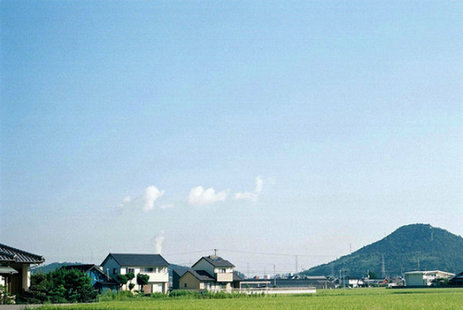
[37,287,463,310]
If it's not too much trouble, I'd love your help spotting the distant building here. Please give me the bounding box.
[0,243,45,296]
[101,253,170,293]
[175,255,236,292]
[449,272,463,286]
[239,277,333,289]
[404,270,455,287]
[61,264,119,292]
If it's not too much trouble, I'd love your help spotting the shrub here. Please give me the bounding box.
[23,269,97,304]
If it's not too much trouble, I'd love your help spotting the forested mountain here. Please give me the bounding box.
[31,262,82,274]
[302,224,463,278]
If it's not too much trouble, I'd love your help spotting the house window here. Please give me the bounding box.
[113,268,117,274]
[184,283,187,288]
[143,267,154,272]
[127,268,135,274]
[221,268,226,273]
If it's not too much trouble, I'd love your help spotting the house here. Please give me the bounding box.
[0,243,45,296]
[449,272,463,286]
[176,255,235,292]
[61,264,119,292]
[237,277,334,289]
[101,253,169,293]
[404,270,455,287]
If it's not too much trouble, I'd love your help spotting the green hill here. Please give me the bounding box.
[31,262,82,274]
[302,224,463,278]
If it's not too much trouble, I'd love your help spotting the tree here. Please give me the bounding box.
[25,269,97,304]
[116,274,128,289]
[136,274,150,293]
[368,271,379,279]
[126,272,135,291]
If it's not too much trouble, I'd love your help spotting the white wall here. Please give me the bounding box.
[214,267,233,274]
[123,266,169,285]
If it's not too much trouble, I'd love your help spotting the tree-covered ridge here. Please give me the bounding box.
[302,224,463,278]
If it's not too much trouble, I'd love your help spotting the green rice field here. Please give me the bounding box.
[37,288,463,310]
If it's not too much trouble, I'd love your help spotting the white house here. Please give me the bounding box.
[404,270,455,287]
[101,253,169,293]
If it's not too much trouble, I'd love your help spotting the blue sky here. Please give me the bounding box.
[1,1,462,276]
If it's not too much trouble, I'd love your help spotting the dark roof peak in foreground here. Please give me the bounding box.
[103,253,169,267]
[0,243,45,264]
[193,255,235,268]
[186,269,215,282]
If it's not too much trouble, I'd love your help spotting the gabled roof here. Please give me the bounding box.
[101,253,169,267]
[61,264,108,276]
[192,255,235,268]
[0,243,45,264]
[233,271,243,281]
[181,269,215,282]
[61,264,118,284]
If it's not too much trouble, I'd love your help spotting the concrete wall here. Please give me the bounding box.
[216,272,233,282]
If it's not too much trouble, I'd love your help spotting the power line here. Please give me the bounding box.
[217,248,335,258]
[163,249,212,256]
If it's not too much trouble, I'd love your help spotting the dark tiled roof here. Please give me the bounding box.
[172,267,189,278]
[62,264,118,284]
[233,271,243,281]
[193,256,235,268]
[0,243,44,264]
[186,269,215,282]
[103,253,169,267]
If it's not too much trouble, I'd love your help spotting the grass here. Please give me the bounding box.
[37,288,463,310]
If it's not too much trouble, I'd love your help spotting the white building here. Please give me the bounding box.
[404,270,455,287]
[101,253,169,293]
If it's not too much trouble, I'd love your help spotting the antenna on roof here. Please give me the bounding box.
[213,249,217,256]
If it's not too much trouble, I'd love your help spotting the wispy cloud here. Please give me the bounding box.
[118,195,132,208]
[151,230,165,254]
[143,186,165,212]
[188,186,227,206]
[234,176,264,203]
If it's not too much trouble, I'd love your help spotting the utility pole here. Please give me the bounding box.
[273,264,276,287]
[381,254,386,278]
[295,255,298,274]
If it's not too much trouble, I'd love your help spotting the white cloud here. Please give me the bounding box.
[255,176,263,193]
[118,195,132,208]
[188,186,227,206]
[143,186,165,212]
[234,177,264,203]
[151,230,165,254]
[159,204,174,209]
